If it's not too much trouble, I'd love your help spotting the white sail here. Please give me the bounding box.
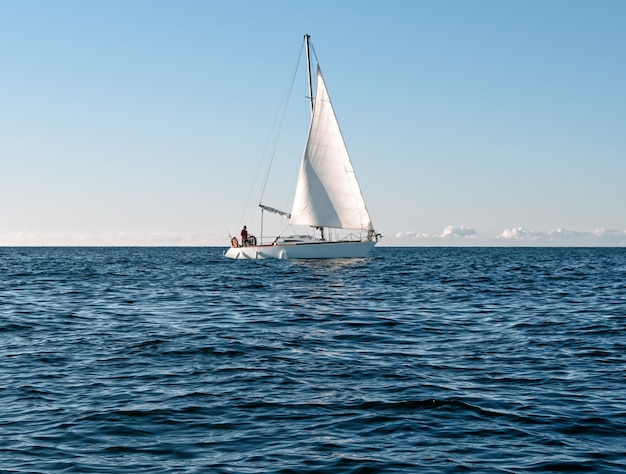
[290,68,373,231]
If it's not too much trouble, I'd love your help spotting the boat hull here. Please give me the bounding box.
[224,240,375,259]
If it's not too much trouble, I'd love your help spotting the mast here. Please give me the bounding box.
[305,34,314,114]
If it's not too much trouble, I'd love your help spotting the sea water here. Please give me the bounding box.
[1,247,625,473]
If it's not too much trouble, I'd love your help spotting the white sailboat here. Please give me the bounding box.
[225,35,380,259]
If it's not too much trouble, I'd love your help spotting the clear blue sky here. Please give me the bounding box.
[1,0,625,246]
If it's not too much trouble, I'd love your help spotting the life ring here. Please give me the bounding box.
[247,235,257,246]
[231,237,239,248]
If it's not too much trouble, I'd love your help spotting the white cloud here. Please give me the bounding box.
[440,225,477,238]
[395,231,431,239]
[593,228,626,239]
[499,227,545,240]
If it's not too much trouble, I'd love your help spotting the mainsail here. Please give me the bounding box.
[289,67,373,231]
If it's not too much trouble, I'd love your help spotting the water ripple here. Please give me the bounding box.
[1,247,625,473]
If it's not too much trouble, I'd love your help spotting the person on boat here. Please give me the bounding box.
[240,226,249,246]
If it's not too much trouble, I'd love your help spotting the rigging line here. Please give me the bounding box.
[238,39,306,227]
[257,39,306,207]
[309,41,319,67]
[223,219,233,238]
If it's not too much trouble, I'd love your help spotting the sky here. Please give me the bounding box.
[1,0,625,247]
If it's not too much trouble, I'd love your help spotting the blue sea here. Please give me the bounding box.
[1,247,625,473]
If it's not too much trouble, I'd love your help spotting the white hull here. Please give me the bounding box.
[224,240,375,259]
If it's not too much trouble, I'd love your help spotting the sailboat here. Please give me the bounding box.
[225,35,380,259]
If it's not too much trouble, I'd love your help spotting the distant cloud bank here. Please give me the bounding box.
[0,232,213,247]
[497,227,626,246]
[2,227,625,247]
[394,226,626,246]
